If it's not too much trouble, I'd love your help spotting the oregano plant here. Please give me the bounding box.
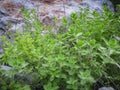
[0,8,120,90]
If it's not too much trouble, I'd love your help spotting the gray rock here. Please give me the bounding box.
[98,87,115,90]
[0,48,4,54]
[0,8,8,17]
[0,20,7,35]
[0,22,7,30]
[14,72,39,84]
[0,0,114,34]
[1,65,12,71]
[80,0,114,12]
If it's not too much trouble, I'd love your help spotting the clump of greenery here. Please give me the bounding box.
[0,8,120,90]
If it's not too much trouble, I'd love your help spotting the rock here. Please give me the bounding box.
[1,65,12,70]
[0,48,4,54]
[0,8,9,17]
[23,73,39,84]
[1,65,39,85]
[0,8,9,33]
[98,87,115,90]
[0,0,114,33]
[80,0,114,12]
[14,72,39,84]
[0,19,8,36]
[14,73,24,81]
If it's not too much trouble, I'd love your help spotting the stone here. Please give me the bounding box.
[80,0,114,12]
[0,48,4,54]
[1,65,12,70]
[0,0,114,33]
[98,87,115,90]
[0,8,8,17]
[14,72,39,84]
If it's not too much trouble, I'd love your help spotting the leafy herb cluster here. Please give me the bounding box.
[0,8,120,90]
